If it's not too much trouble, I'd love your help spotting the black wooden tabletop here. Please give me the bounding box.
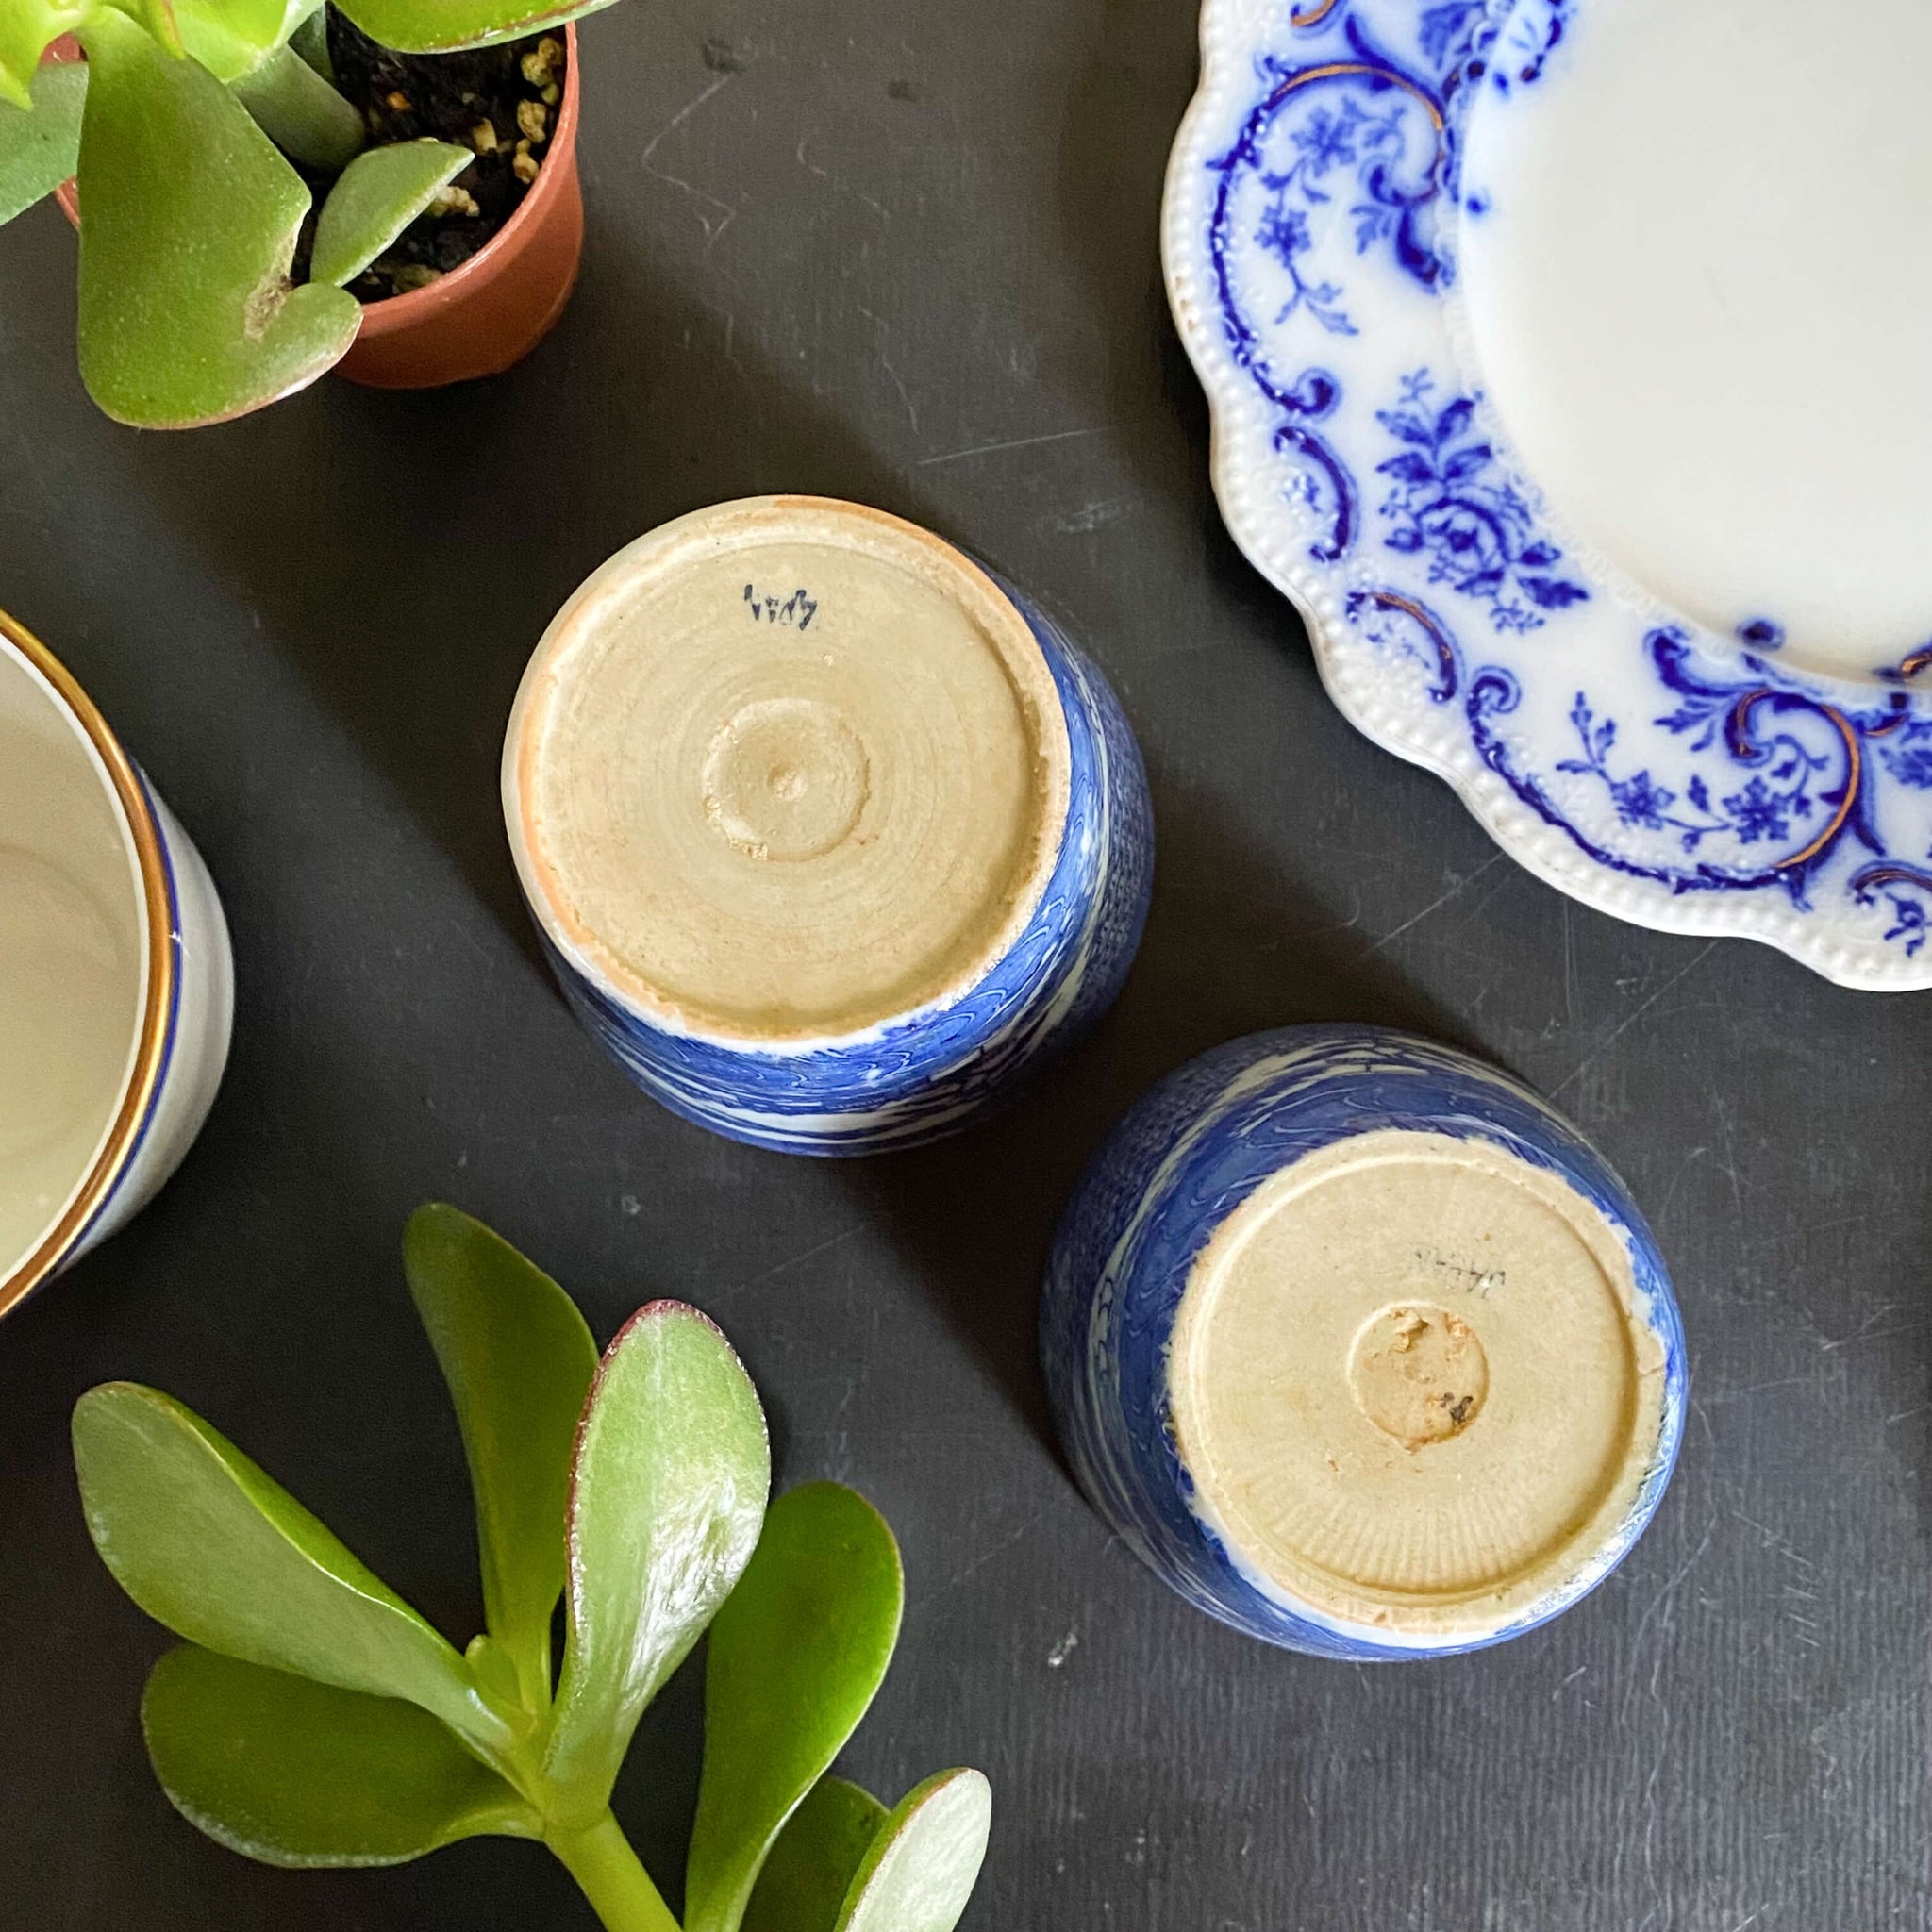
[2,3,1927,1926]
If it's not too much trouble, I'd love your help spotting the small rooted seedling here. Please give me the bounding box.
[73,1204,992,1932]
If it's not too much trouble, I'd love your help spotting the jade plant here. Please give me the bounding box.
[71,1205,992,1932]
[0,0,601,427]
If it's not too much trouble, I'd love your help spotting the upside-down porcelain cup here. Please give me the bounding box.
[503,496,1153,1155]
[1041,1026,1687,1658]
[0,608,233,1322]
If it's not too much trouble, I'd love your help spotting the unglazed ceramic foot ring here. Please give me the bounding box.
[1041,1025,1686,1658]
[504,496,1155,1155]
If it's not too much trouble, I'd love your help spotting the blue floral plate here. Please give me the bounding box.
[1163,0,1932,987]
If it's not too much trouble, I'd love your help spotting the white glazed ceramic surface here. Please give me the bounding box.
[68,790,234,1262]
[1164,0,1932,987]
[0,613,234,1320]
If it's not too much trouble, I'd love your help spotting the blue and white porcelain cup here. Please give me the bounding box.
[0,608,233,1322]
[503,496,1152,1155]
[1041,1026,1687,1658]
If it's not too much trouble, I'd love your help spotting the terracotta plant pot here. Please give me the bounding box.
[338,22,583,388]
[47,23,583,393]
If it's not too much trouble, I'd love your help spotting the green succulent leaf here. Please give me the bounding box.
[172,0,296,79]
[105,0,186,58]
[541,1303,770,1830]
[230,42,362,167]
[312,138,471,288]
[331,0,608,55]
[74,6,359,428]
[72,1383,507,1752]
[402,1204,600,1713]
[143,1644,539,1867]
[835,1770,993,1932]
[742,1777,889,1932]
[0,5,86,110]
[686,1483,905,1932]
[0,58,84,225]
[288,4,331,79]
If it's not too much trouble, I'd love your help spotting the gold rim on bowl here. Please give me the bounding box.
[0,607,175,1323]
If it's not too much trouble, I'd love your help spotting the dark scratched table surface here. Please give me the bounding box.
[2,4,1928,1926]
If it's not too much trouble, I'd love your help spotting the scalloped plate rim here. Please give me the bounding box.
[1159,0,1932,992]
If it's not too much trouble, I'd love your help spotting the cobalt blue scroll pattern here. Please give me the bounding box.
[541,583,1154,1158]
[1163,0,1932,985]
[1038,1024,1688,1660]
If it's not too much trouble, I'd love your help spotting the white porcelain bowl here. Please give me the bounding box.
[0,609,232,1320]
